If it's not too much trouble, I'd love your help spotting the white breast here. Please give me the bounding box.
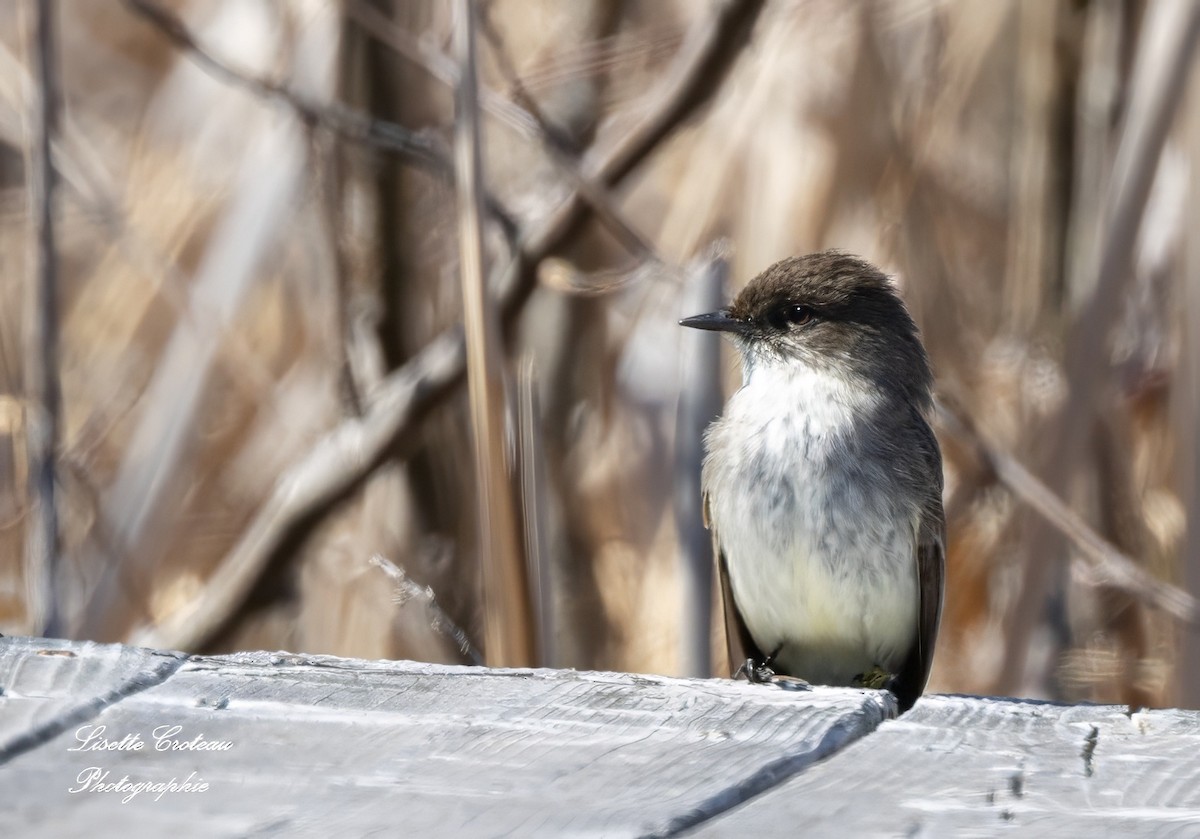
[703,359,919,685]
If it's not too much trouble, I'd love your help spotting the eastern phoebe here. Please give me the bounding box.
[680,251,944,712]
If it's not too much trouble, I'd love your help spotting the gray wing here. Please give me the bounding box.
[705,492,764,676]
[890,422,946,712]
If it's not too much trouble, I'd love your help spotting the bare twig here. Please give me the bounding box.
[935,398,1196,623]
[132,330,466,650]
[23,0,63,637]
[515,357,555,666]
[1065,0,1122,312]
[312,129,363,416]
[476,6,659,261]
[995,1,1200,693]
[123,0,438,164]
[136,0,766,652]
[122,0,519,241]
[494,0,765,329]
[516,29,688,95]
[453,0,533,668]
[579,0,765,189]
[347,0,658,263]
[474,6,579,154]
[370,555,483,666]
[343,0,537,136]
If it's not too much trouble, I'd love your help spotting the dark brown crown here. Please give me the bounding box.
[730,250,933,407]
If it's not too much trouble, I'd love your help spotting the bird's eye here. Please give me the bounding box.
[769,304,815,329]
[786,305,814,325]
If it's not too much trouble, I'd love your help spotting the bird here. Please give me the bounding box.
[679,250,944,712]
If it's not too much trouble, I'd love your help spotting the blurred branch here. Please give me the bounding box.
[1002,0,1062,328]
[995,1,1200,693]
[344,0,537,137]
[674,255,727,677]
[474,6,580,154]
[475,6,659,261]
[453,0,533,668]
[516,358,555,666]
[122,0,518,240]
[1179,77,1200,709]
[136,0,765,652]
[936,398,1196,623]
[23,0,63,637]
[370,555,483,666]
[313,132,363,416]
[347,0,658,262]
[0,39,286,419]
[81,115,309,640]
[1065,0,1122,312]
[123,0,438,164]
[494,0,765,325]
[133,330,467,650]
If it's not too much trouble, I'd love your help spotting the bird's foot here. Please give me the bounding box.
[734,645,809,690]
[735,657,777,684]
[853,665,893,690]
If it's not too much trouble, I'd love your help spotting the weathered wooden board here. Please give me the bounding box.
[689,693,1200,838]
[0,636,893,837]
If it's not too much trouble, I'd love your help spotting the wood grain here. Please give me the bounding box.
[9,636,1198,836]
[691,694,1200,837]
[0,636,891,837]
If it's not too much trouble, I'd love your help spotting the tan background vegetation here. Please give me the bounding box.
[1,0,1197,708]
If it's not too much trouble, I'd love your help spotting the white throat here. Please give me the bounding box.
[734,354,879,441]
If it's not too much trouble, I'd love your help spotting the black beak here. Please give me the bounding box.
[678,309,748,334]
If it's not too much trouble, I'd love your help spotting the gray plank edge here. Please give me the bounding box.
[0,635,897,838]
[0,636,187,763]
[687,693,1200,838]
